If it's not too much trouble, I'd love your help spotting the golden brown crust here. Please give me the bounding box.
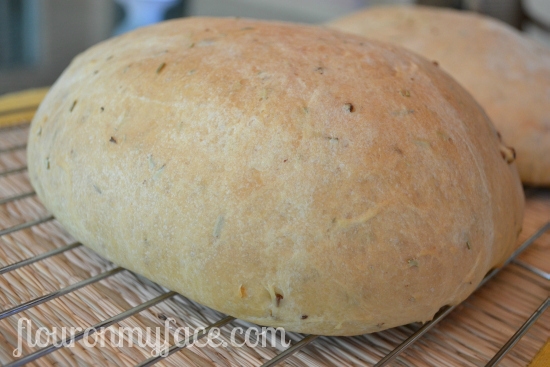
[328,5,550,186]
[28,17,524,335]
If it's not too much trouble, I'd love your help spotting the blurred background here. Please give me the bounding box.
[1,0,549,94]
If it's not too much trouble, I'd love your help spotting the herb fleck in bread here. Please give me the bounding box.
[28,17,524,335]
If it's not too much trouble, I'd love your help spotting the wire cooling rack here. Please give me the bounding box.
[0,122,548,367]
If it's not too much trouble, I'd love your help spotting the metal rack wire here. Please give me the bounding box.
[0,122,548,367]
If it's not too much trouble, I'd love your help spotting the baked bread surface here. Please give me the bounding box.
[329,5,550,186]
[28,17,524,335]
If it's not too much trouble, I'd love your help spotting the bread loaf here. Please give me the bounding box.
[28,17,524,335]
[329,5,550,186]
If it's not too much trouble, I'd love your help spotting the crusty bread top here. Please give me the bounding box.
[28,17,524,335]
[329,5,550,186]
